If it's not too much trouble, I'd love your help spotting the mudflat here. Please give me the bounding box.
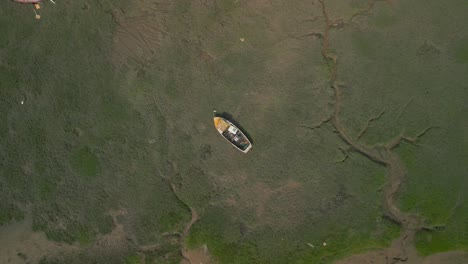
[0,0,466,263]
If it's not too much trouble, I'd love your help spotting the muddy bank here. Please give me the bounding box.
[180,244,213,264]
[0,213,79,264]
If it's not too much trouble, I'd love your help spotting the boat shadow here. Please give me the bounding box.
[215,111,254,145]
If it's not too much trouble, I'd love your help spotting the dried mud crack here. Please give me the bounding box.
[316,0,434,262]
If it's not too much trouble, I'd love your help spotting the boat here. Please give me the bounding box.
[213,111,252,153]
[14,0,42,3]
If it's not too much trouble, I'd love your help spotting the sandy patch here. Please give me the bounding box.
[180,244,214,264]
[0,214,79,264]
[95,209,129,247]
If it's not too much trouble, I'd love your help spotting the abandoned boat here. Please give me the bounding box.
[13,0,42,3]
[213,114,252,153]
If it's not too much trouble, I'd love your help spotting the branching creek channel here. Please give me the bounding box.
[166,1,447,263]
[316,0,438,262]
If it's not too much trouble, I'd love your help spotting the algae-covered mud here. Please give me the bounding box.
[0,0,466,263]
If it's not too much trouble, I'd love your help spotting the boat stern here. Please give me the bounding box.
[242,144,252,153]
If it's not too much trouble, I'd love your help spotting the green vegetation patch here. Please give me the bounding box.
[416,228,468,256]
[125,254,143,264]
[75,226,95,246]
[371,5,398,28]
[0,0,189,261]
[71,147,100,178]
[0,203,24,226]
[37,177,57,201]
[453,37,468,63]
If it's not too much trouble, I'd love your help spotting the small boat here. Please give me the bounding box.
[14,0,42,3]
[213,112,252,153]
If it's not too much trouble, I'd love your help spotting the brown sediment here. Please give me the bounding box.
[0,211,80,264]
[96,209,130,247]
[182,244,213,264]
[315,0,436,262]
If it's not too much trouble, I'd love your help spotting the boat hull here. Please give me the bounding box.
[14,0,42,3]
[213,117,252,153]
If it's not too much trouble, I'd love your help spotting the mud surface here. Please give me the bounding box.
[0,212,79,264]
[0,0,466,263]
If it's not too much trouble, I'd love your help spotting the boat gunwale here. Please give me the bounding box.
[214,117,252,153]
